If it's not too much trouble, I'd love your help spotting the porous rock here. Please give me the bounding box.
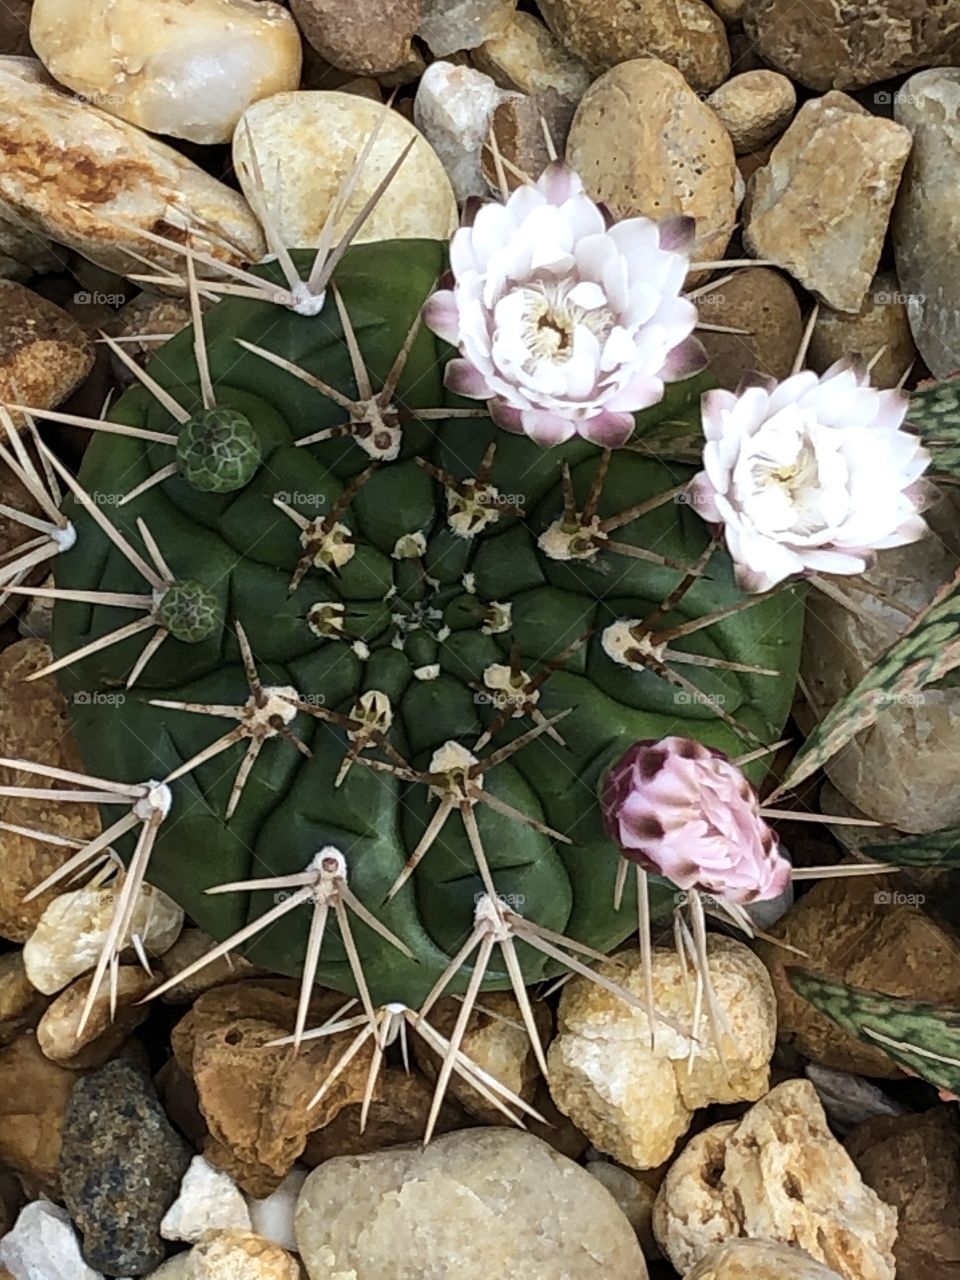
[757,875,960,1075]
[892,69,960,380]
[567,59,738,273]
[172,982,378,1197]
[472,11,591,98]
[652,1080,898,1280]
[290,0,418,75]
[537,0,729,92]
[0,57,265,281]
[845,1108,960,1280]
[807,270,918,389]
[695,266,802,388]
[547,937,776,1169]
[707,70,796,154]
[743,91,912,312]
[161,1156,251,1245]
[24,882,183,995]
[36,965,154,1068]
[187,1230,300,1279]
[686,1238,846,1278]
[233,92,457,251]
[0,640,101,944]
[30,0,302,144]
[295,1128,648,1278]
[0,1032,75,1188]
[0,280,93,412]
[60,1058,193,1276]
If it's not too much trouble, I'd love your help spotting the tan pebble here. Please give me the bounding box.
[807,270,917,388]
[473,11,591,98]
[696,266,802,387]
[0,1033,76,1189]
[37,966,154,1068]
[708,70,796,154]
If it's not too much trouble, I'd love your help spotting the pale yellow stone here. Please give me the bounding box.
[547,937,776,1169]
[36,965,153,1066]
[707,70,796,154]
[652,1081,898,1280]
[0,57,265,281]
[473,11,591,98]
[30,0,302,145]
[687,1239,845,1278]
[24,884,183,995]
[233,92,458,249]
[295,1128,648,1278]
[190,1229,299,1278]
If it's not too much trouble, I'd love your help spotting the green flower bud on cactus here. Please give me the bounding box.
[156,580,222,644]
[48,240,803,1010]
[176,406,262,493]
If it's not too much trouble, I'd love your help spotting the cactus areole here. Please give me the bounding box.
[51,241,802,1005]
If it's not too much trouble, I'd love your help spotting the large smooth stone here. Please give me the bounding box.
[892,69,960,378]
[233,93,457,249]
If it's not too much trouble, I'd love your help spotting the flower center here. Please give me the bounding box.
[520,284,613,366]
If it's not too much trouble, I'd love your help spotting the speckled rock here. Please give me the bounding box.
[585,1160,659,1257]
[30,0,302,145]
[686,1239,845,1279]
[707,70,796,154]
[807,270,918,388]
[0,57,265,281]
[892,69,960,380]
[24,882,183,995]
[172,983,377,1197]
[295,1128,648,1278]
[799,506,960,832]
[233,92,457,251]
[161,1157,251,1245]
[472,10,590,97]
[695,266,802,387]
[417,0,514,55]
[36,965,154,1068]
[0,279,93,414]
[567,59,737,272]
[537,0,729,91]
[413,991,549,1124]
[653,1081,898,1280]
[186,1230,300,1279]
[757,875,960,1075]
[0,1033,75,1189]
[0,951,48,1044]
[246,1168,306,1253]
[0,1199,105,1280]
[0,640,101,943]
[743,92,912,312]
[413,61,518,202]
[301,1065,467,1165]
[60,1059,192,1276]
[157,929,261,1004]
[742,0,960,91]
[291,0,418,75]
[547,937,776,1169]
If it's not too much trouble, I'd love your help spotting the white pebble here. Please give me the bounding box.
[161,1156,251,1244]
[0,1200,104,1280]
[246,1167,307,1252]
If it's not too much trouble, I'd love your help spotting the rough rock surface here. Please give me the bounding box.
[36,965,154,1068]
[417,0,514,55]
[0,280,94,412]
[60,1059,193,1276]
[846,1108,960,1280]
[233,92,457,251]
[807,270,918,389]
[291,0,419,75]
[537,0,729,91]
[743,91,912,312]
[707,70,796,154]
[652,1080,898,1280]
[172,983,377,1197]
[24,882,183,995]
[185,1230,301,1279]
[30,0,302,144]
[0,1033,75,1189]
[799,505,960,832]
[686,1239,846,1278]
[413,61,518,201]
[295,1128,648,1278]
[742,0,960,90]
[0,57,265,280]
[757,874,960,1075]
[0,640,102,943]
[0,1199,104,1280]
[157,929,261,1004]
[696,266,802,387]
[567,59,737,271]
[161,1156,252,1244]
[547,937,776,1169]
[472,11,591,98]
[892,69,960,379]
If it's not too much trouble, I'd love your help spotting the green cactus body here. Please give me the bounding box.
[51,241,802,1006]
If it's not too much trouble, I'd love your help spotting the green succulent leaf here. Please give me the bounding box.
[772,566,960,799]
[861,828,960,868]
[51,240,803,1006]
[788,967,960,1095]
[906,376,960,478]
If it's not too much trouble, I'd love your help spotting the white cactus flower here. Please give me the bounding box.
[688,362,932,593]
[422,163,706,448]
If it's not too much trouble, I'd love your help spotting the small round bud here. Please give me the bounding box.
[157,580,221,643]
[177,407,261,494]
